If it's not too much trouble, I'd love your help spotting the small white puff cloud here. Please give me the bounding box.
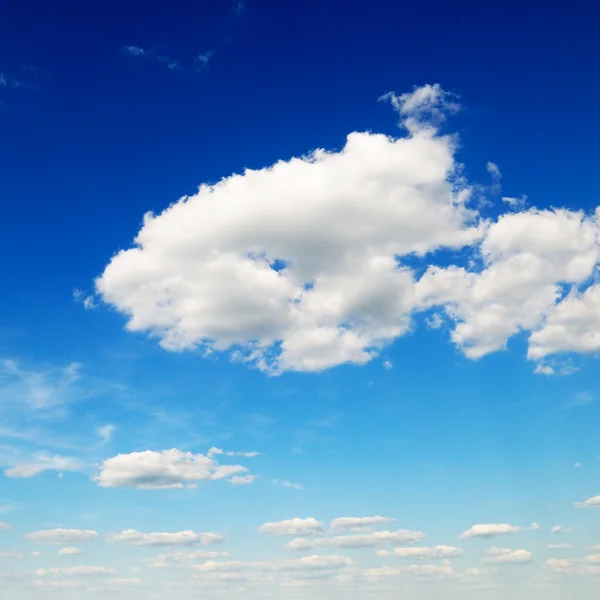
[459,524,521,539]
[26,529,98,545]
[258,518,324,537]
[106,529,224,547]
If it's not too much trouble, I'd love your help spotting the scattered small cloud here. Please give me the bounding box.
[229,474,255,485]
[234,0,246,16]
[195,51,214,68]
[482,547,532,564]
[425,313,444,330]
[73,289,98,310]
[574,462,582,468]
[58,547,83,556]
[459,524,521,539]
[258,518,324,537]
[330,516,395,531]
[107,529,224,547]
[548,543,573,550]
[552,525,571,534]
[574,495,600,509]
[4,452,82,478]
[382,359,393,370]
[565,392,595,409]
[502,195,528,210]
[26,529,98,545]
[96,425,116,445]
[272,479,303,490]
[123,45,145,57]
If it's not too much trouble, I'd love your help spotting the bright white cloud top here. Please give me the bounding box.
[459,524,521,539]
[95,84,600,375]
[106,529,224,547]
[25,529,99,545]
[258,518,324,536]
[93,449,251,489]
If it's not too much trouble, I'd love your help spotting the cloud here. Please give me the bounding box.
[107,529,224,547]
[229,474,255,485]
[330,516,396,530]
[193,554,352,573]
[26,529,98,545]
[36,566,116,577]
[548,543,573,550]
[195,51,214,67]
[565,392,595,409]
[207,447,260,458]
[459,524,521,539]
[377,545,463,559]
[272,479,303,490]
[502,196,528,210]
[96,84,482,375]
[574,495,600,508]
[58,547,83,556]
[482,547,533,564]
[4,452,82,478]
[95,84,600,375]
[123,45,145,57]
[285,530,425,550]
[0,522,12,530]
[0,551,23,560]
[545,557,600,576]
[93,449,250,489]
[552,525,571,534]
[258,518,324,536]
[97,425,116,445]
[148,550,229,568]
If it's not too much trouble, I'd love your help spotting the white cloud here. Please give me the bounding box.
[0,551,23,560]
[207,447,260,458]
[123,45,145,57]
[94,84,600,375]
[382,359,393,370]
[502,196,527,209]
[586,554,600,564]
[482,547,533,564]
[36,566,116,577]
[529,282,600,360]
[97,425,116,445]
[96,85,482,375]
[459,524,521,539]
[258,518,324,536]
[229,474,255,485]
[4,452,82,478]
[195,51,214,66]
[58,547,83,556]
[377,545,462,559]
[330,516,395,530]
[193,554,352,573]
[574,495,600,508]
[93,449,250,489]
[552,525,571,534]
[148,550,229,568]
[574,462,582,468]
[107,529,224,547]
[0,522,12,530]
[26,529,98,545]
[548,543,573,550]
[545,557,600,576]
[285,530,425,550]
[273,479,303,490]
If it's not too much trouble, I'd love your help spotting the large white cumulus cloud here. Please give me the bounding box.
[96,84,600,373]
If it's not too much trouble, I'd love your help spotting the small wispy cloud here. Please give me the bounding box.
[4,452,82,479]
[121,45,214,75]
[73,289,97,310]
[97,425,116,446]
[123,45,145,57]
[565,392,595,409]
[272,478,303,490]
[234,0,246,16]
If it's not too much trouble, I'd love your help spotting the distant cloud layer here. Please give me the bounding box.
[95,84,600,375]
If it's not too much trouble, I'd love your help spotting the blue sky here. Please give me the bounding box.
[1,0,600,597]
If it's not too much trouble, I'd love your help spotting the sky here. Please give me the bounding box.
[1,0,600,597]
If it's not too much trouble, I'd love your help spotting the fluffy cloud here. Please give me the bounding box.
[459,524,521,539]
[545,558,600,576]
[58,547,83,556]
[148,550,229,568]
[574,495,600,508]
[376,545,463,559]
[94,83,600,375]
[193,554,352,573]
[4,452,82,478]
[329,516,395,530]
[107,529,224,547]
[26,529,98,545]
[36,566,116,576]
[285,530,425,550]
[482,547,533,564]
[552,525,571,534]
[207,447,260,458]
[93,449,250,489]
[95,85,483,374]
[258,518,324,536]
